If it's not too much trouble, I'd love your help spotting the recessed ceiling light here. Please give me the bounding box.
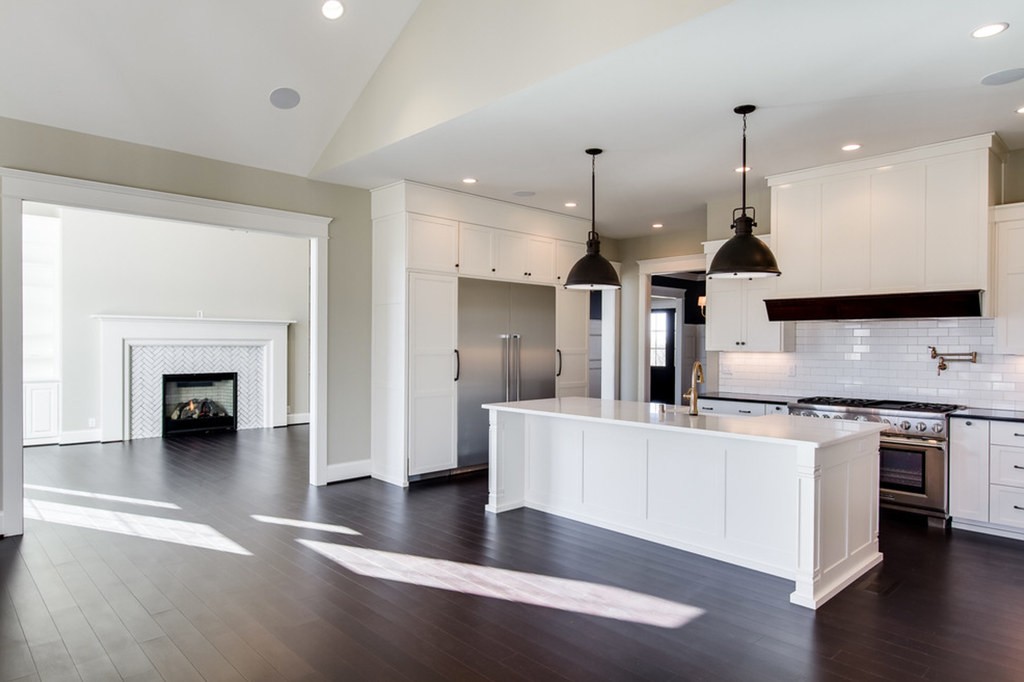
[564,202,577,208]
[462,178,477,184]
[269,87,301,110]
[841,143,862,152]
[735,166,750,173]
[652,223,664,229]
[971,22,1008,38]
[322,0,344,20]
[1018,105,1024,114]
[981,68,1024,86]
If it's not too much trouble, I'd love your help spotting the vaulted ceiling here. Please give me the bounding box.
[2,0,1022,238]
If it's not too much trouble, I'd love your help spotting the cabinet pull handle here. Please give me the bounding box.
[454,349,460,382]
[1015,505,1024,511]
[1014,465,1024,470]
[739,410,752,414]
[1014,433,1024,437]
[556,349,563,377]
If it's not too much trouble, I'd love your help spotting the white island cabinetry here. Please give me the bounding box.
[485,397,883,609]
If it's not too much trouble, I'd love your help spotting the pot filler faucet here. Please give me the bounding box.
[682,360,704,415]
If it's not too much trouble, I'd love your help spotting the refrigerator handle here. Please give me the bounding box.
[453,349,460,382]
[500,334,511,401]
[556,349,562,377]
[513,334,522,401]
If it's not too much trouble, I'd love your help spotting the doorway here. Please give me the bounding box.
[648,308,675,403]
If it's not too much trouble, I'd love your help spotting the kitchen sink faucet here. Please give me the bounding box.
[683,360,704,415]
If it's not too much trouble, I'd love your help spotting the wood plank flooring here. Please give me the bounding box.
[3,426,1024,681]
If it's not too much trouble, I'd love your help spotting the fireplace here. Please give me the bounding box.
[162,372,238,436]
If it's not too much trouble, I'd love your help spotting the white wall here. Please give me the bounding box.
[57,208,309,433]
[718,318,1024,410]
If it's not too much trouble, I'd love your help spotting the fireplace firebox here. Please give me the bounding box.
[162,372,237,436]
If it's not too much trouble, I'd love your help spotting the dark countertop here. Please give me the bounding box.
[700,392,797,406]
[950,408,1024,423]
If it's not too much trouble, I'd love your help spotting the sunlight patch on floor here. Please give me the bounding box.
[298,539,704,628]
[251,514,361,535]
[24,498,251,555]
[24,484,181,509]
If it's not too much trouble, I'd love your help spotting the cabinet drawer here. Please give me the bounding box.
[991,446,1024,488]
[767,404,787,414]
[989,485,1024,529]
[699,400,766,417]
[989,420,1024,447]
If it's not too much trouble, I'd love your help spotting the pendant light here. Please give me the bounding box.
[564,148,621,290]
[707,105,781,279]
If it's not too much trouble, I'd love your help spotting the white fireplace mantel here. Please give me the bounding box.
[96,315,293,441]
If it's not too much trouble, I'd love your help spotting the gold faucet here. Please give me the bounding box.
[682,360,704,415]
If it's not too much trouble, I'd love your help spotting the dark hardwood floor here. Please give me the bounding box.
[3,427,1024,681]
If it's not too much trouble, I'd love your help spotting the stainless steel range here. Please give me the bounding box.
[789,397,962,521]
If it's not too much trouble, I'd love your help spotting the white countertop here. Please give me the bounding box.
[484,397,884,447]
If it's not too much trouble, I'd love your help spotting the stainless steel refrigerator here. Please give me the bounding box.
[457,279,556,468]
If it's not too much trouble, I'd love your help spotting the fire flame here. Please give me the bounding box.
[188,400,195,411]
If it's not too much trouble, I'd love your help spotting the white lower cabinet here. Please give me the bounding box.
[407,272,458,476]
[949,417,990,523]
[949,415,1024,539]
[698,399,767,417]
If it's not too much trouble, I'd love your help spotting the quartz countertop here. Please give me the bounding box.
[951,408,1024,423]
[484,397,884,447]
[700,392,797,405]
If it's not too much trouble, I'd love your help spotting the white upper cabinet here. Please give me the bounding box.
[993,204,1024,354]
[458,222,497,277]
[705,240,793,353]
[459,222,565,285]
[768,134,1005,300]
[556,241,585,285]
[408,214,458,274]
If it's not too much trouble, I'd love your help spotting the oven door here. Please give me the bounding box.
[878,436,947,516]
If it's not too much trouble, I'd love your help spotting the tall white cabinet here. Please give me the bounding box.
[371,182,596,486]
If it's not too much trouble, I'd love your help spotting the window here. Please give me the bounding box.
[650,311,668,367]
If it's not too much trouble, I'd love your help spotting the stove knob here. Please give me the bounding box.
[882,418,892,426]
[932,423,944,434]
[898,420,911,431]
[811,413,820,418]
[822,414,831,419]
[916,422,928,432]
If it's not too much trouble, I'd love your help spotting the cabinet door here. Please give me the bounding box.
[407,273,458,475]
[995,219,1024,354]
[949,417,990,523]
[699,399,766,416]
[408,215,458,274]
[524,236,556,283]
[773,182,821,296]
[458,223,496,278]
[493,230,528,281]
[742,277,787,352]
[820,175,870,294]
[870,165,926,292]
[556,241,586,285]
[23,381,60,444]
[704,278,744,351]
[555,287,589,397]
[926,153,986,290]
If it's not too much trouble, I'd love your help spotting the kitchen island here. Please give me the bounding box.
[484,397,884,609]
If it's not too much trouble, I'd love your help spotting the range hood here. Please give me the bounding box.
[764,290,983,322]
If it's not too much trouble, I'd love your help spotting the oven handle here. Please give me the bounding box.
[879,436,945,448]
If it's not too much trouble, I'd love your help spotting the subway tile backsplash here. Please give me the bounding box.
[718,318,1024,410]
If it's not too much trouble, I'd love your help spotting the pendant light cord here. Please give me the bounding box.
[590,152,598,240]
[740,112,748,218]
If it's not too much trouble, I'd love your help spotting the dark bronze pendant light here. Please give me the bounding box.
[564,148,621,290]
[707,105,781,279]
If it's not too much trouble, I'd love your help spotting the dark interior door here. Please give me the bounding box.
[649,309,675,404]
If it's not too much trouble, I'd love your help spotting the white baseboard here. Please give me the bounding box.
[24,436,59,447]
[60,429,103,445]
[287,412,310,425]
[326,459,371,483]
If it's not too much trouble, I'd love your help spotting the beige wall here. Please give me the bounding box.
[705,183,771,241]
[613,209,707,401]
[58,208,310,432]
[0,116,371,478]
[1006,148,1024,205]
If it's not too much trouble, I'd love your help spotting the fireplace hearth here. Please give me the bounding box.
[162,372,237,436]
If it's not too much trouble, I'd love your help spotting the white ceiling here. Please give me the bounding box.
[2,0,1023,239]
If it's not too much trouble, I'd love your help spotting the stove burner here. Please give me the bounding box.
[796,397,960,413]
